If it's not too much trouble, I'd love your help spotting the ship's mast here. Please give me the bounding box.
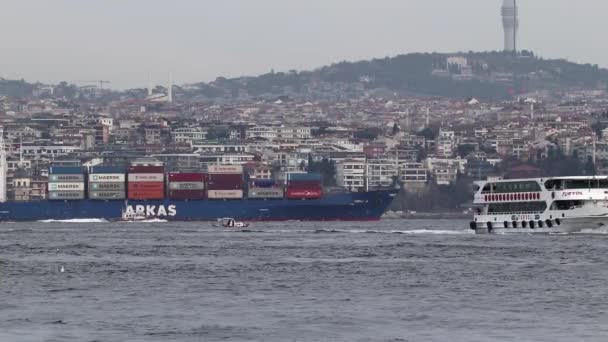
[0,127,7,202]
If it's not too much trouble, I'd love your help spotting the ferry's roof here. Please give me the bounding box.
[475,175,608,186]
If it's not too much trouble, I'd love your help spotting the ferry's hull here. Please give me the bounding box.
[471,216,608,234]
[0,189,397,222]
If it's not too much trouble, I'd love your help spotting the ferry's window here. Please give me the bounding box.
[551,200,584,210]
[487,201,547,213]
[599,180,608,188]
[564,180,589,189]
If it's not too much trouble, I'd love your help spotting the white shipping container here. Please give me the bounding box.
[207,165,243,174]
[48,182,85,191]
[169,182,205,190]
[248,188,284,199]
[128,173,164,182]
[89,173,125,182]
[207,189,243,199]
[49,174,85,182]
[48,191,85,200]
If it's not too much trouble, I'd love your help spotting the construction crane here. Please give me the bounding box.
[77,80,111,90]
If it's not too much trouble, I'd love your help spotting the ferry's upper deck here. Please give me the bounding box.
[474,176,608,205]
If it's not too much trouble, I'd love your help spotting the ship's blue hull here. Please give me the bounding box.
[0,190,397,222]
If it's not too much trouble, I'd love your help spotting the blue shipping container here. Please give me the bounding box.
[287,173,321,181]
[90,166,126,174]
[252,179,275,188]
[49,166,84,175]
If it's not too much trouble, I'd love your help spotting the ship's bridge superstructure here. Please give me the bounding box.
[471,176,608,233]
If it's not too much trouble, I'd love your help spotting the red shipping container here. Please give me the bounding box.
[168,172,206,182]
[128,166,164,173]
[208,174,242,182]
[128,182,164,190]
[128,191,164,200]
[207,182,243,190]
[168,189,206,200]
[286,188,323,199]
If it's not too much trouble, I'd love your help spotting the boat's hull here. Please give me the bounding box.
[471,216,608,234]
[0,189,397,222]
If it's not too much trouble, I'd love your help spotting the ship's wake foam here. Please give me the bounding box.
[38,219,108,223]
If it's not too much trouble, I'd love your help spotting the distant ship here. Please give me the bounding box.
[470,176,608,234]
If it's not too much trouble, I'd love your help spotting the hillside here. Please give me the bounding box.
[3,51,608,101]
[193,51,608,100]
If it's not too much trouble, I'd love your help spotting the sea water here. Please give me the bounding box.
[1,219,607,341]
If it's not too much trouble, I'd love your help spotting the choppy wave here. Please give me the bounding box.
[38,218,108,223]
[282,228,473,235]
[124,218,168,223]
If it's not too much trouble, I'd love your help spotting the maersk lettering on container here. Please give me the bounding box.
[48,191,85,200]
[89,191,126,199]
[49,174,85,182]
[89,174,125,182]
[48,183,85,191]
[90,182,125,190]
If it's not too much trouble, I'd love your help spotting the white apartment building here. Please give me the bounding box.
[21,145,81,159]
[336,159,366,191]
[366,159,399,190]
[172,128,208,144]
[246,126,312,140]
[398,162,427,188]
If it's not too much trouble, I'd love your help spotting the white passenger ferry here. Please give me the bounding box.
[470,176,608,234]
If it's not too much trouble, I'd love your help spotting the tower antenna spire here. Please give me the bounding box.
[501,0,518,52]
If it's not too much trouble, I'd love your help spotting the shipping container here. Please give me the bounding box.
[48,182,85,191]
[168,189,206,200]
[48,191,85,200]
[286,173,322,181]
[207,189,244,199]
[168,172,206,182]
[127,182,164,190]
[168,182,205,190]
[128,173,164,182]
[207,183,243,191]
[127,191,164,200]
[89,182,125,190]
[89,166,126,174]
[251,179,275,188]
[89,191,126,200]
[89,173,125,183]
[286,180,323,189]
[208,173,243,182]
[49,174,85,182]
[248,188,284,199]
[128,166,164,173]
[49,166,83,175]
[286,188,323,199]
[207,165,243,174]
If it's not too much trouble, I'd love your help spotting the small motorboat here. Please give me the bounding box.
[121,209,151,222]
[216,217,250,228]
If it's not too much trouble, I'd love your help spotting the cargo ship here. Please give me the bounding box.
[0,159,398,222]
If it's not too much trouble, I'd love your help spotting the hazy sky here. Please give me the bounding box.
[0,0,604,89]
